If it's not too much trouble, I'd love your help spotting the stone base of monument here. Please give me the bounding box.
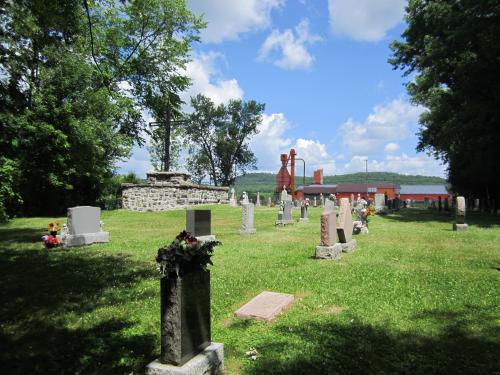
[195,235,217,243]
[146,343,224,375]
[341,239,357,253]
[315,243,343,260]
[453,223,469,231]
[299,218,309,223]
[239,228,256,235]
[62,232,109,247]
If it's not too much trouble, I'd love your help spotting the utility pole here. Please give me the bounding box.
[365,159,368,198]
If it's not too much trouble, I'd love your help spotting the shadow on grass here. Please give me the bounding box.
[244,306,499,375]
[0,226,46,243]
[379,208,500,228]
[0,227,158,374]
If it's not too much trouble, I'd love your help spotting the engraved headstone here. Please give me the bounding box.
[337,198,353,243]
[235,291,294,321]
[313,196,317,207]
[186,210,215,242]
[267,197,272,207]
[315,211,342,259]
[255,192,261,207]
[324,199,336,213]
[374,193,386,213]
[283,200,293,224]
[320,193,324,207]
[229,188,237,207]
[62,206,109,247]
[281,186,288,202]
[240,203,256,234]
[453,196,468,231]
[299,205,308,223]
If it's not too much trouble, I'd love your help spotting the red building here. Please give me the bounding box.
[399,185,449,201]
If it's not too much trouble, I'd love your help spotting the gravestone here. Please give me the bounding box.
[374,193,386,213]
[350,194,355,210]
[473,198,480,212]
[281,186,289,202]
[229,188,237,207]
[61,206,109,247]
[235,291,294,321]
[255,192,261,207]
[267,197,272,207]
[283,200,293,224]
[299,205,308,223]
[320,194,324,207]
[453,196,468,231]
[186,210,215,242]
[337,198,357,252]
[313,196,317,207]
[240,203,256,235]
[241,192,249,205]
[324,199,336,213]
[315,211,342,259]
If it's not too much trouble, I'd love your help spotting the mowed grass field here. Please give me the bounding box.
[0,206,499,374]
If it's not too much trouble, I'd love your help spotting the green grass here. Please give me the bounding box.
[1,207,499,374]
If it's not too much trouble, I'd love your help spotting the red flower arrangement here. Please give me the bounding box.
[42,220,62,248]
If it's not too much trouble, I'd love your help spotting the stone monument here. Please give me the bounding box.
[299,201,309,223]
[314,211,342,260]
[229,188,238,207]
[186,210,215,242]
[255,192,261,207]
[336,198,357,252]
[241,191,249,205]
[453,196,468,231]
[60,206,109,247]
[240,203,256,235]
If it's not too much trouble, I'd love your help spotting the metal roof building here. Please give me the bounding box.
[399,185,448,195]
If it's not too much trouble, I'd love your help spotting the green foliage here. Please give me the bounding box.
[0,157,22,222]
[389,0,500,201]
[234,172,448,194]
[185,94,264,186]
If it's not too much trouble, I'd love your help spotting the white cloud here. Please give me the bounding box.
[293,138,336,175]
[182,51,244,105]
[189,0,283,43]
[258,19,322,70]
[384,142,399,154]
[340,98,425,155]
[116,145,152,178]
[328,0,406,41]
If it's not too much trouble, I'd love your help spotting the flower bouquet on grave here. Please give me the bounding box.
[156,230,221,277]
[42,220,62,248]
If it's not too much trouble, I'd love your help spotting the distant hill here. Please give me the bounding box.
[234,172,447,194]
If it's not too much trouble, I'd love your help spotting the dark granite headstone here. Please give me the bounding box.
[186,210,211,237]
[161,270,211,366]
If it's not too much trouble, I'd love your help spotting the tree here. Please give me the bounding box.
[84,0,205,170]
[184,94,264,186]
[0,1,141,215]
[389,0,500,207]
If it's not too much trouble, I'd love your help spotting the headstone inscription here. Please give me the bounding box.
[453,196,468,231]
[315,211,342,259]
[61,206,109,247]
[240,203,256,235]
[186,210,215,242]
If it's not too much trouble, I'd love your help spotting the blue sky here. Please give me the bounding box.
[118,0,447,178]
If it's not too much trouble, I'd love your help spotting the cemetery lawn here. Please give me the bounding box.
[1,207,499,374]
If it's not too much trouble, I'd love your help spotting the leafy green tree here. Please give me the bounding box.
[184,94,264,186]
[390,0,500,205]
[0,0,141,215]
[84,0,205,170]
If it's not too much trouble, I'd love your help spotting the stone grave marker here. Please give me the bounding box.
[255,192,261,207]
[299,205,308,223]
[337,198,357,252]
[186,210,215,242]
[473,198,480,211]
[320,193,324,207]
[324,199,336,213]
[229,188,237,207]
[374,193,386,213]
[453,196,468,231]
[240,203,256,235]
[61,206,109,247]
[283,200,293,224]
[241,191,249,205]
[313,196,317,207]
[235,291,294,321]
[315,211,342,259]
[267,197,272,207]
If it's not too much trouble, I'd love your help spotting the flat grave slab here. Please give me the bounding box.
[234,291,294,321]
